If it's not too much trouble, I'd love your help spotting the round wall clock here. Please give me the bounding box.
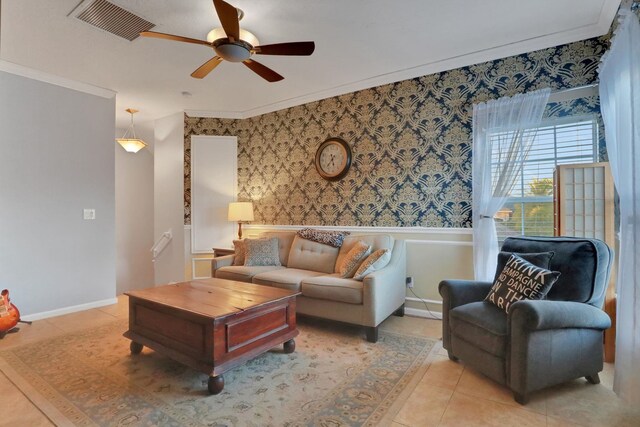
[315,137,352,181]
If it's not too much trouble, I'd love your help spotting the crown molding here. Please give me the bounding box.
[185,109,244,120]
[0,60,116,99]
[181,6,617,121]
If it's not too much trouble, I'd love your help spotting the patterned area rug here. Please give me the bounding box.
[0,318,436,426]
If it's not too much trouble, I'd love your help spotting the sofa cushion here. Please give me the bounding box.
[337,241,371,278]
[297,228,350,248]
[232,239,246,266]
[287,235,339,274]
[260,231,296,267]
[245,237,281,266]
[450,301,508,357]
[335,234,394,273]
[253,268,324,291]
[353,249,391,280]
[215,265,285,283]
[301,274,364,304]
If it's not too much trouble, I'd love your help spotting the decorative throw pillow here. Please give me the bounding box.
[244,238,282,266]
[297,228,351,248]
[353,249,391,280]
[485,254,561,313]
[337,241,371,278]
[232,239,246,266]
[493,251,555,283]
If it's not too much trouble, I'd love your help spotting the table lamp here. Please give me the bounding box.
[228,202,254,239]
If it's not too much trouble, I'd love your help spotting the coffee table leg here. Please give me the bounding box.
[208,375,224,394]
[283,339,295,354]
[130,341,143,354]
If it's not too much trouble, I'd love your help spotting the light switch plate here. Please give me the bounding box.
[83,209,96,220]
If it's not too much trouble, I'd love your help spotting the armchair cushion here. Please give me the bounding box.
[493,251,555,282]
[486,254,560,313]
[450,302,508,357]
[501,237,612,305]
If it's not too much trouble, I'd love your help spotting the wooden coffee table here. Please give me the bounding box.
[123,278,300,394]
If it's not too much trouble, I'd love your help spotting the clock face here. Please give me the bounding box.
[315,138,352,181]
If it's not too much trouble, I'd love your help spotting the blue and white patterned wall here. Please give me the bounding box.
[184,36,608,228]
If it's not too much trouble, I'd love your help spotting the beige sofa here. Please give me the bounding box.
[211,231,407,342]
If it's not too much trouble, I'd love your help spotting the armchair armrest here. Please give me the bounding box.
[509,299,611,397]
[509,300,611,331]
[211,255,234,271]
[438,280,493,309]
[438,279,493,352]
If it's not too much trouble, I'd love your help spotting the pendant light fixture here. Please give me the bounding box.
[116,108,147,153]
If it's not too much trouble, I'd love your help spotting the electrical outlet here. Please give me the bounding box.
[406,277,414,288]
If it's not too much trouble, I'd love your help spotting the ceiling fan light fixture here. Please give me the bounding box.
[116,108,148,153]
[206,27,259,47]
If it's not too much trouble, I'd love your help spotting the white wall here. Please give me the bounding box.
[190,135,237,253]
[153,112,185,285]
[115,121,154,294]
[0,69,116,317]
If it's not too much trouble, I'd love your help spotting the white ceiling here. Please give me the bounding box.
[0,0,620,127]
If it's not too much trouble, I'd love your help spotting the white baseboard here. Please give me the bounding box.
[405,307,443,320]
[21,297,119,321]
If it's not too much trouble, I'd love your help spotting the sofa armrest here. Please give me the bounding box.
[438,279,493,352]
[509,300,611,332]
[362,240,407,327]
[212,255,234,272]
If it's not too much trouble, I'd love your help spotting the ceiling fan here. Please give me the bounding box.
[140,0,315,82]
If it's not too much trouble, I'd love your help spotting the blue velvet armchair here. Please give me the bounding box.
[439,236,613,404]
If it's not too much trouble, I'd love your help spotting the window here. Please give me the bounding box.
[490,115,598,241]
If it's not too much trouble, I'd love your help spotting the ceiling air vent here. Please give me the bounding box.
[70,0,155,41]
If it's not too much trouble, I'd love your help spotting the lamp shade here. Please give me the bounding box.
[116,138,147,153]
[228,202,254,222]
[116,108,147,153]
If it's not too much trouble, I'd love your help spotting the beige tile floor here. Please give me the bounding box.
[1,297,639,427]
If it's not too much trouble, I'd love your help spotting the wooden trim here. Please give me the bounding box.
[554,161,617,362]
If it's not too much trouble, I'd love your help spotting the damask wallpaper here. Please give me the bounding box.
[184,36,608,228]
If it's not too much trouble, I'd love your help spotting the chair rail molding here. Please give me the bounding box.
[242,224,472,235]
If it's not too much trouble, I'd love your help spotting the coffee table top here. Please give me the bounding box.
[125,278,300,319]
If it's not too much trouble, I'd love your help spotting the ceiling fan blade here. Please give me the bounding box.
[191,56,223,79]
[242,59,284,82]
[213,0,240,41]
[255,41,315,56]
[140,31,211,47]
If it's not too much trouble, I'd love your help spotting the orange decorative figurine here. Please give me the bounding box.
[0,289,21,339]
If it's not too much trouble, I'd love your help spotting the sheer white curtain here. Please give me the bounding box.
[472,88,551,281]
[598,8,640,404]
